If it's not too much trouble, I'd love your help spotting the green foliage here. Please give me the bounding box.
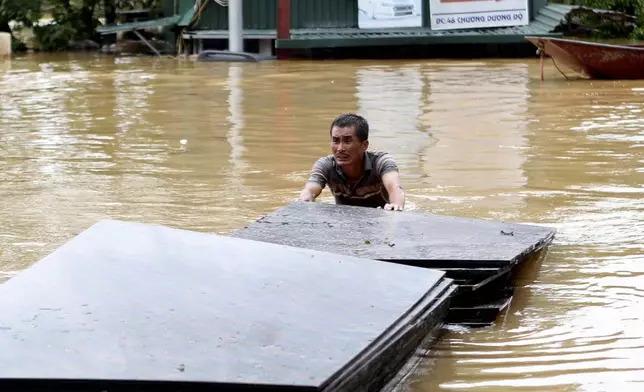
[116,0,162,9]
[631,26,644,38]
[33,22,76,51]
[11,35,27,51]
[605,0,644,39]
[25,0,168,51]
[559,0,644,22]
[553,0,642,13]
[32,0,101,50]
[0,0,42,26]
[553,0,644,39]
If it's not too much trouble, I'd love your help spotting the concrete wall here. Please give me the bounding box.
[0,33,11,57]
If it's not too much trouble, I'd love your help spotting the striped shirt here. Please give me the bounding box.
[307,151,399,208]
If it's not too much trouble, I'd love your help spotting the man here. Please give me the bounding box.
[298,113,405,211]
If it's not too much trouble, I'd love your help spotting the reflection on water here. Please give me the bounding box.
[355,63,434,211]
[1,53,643,391]
[356,64,431,169]
[226,64,247,192]
[420,63,531,219]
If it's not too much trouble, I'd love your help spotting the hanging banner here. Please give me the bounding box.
[358,0,423,29]
[429,0,529,30]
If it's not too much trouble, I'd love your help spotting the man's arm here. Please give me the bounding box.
[298,157,329,202]
[376,153,405,211]
[382,171,405,211]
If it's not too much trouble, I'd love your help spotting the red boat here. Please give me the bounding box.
[525,36,644,80]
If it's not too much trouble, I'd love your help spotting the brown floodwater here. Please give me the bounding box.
[1,52,643,391]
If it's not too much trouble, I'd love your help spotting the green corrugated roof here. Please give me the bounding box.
[277,31,559,49]
[177,6,196,27]
[96,15,181,34]
[182,29,277,39]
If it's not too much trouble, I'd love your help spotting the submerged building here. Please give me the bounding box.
[97,0,575,58]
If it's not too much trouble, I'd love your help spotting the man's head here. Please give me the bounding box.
[329,113,369,170]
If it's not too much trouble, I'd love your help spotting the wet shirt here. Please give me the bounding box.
[307,151,399,208]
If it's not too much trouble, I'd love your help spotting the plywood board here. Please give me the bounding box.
[0,219,453,391]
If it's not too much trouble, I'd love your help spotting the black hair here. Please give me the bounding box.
[329,113,369,142]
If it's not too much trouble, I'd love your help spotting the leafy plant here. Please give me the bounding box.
[552,0,644,39]
[33,22,76,51]
[0,0,42,31]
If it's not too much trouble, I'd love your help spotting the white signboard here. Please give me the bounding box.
[358,0,423,29]
[429,0,529,30]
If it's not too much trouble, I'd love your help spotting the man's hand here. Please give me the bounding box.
[383,203,403,211]
[298,182,323,202]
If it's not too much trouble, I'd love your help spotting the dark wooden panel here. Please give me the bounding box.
[232,202,555,328]
[233,203,556,269]
[446,293,514,327]
[0,219,453,391]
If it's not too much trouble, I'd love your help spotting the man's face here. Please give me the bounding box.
[331,125,368,168]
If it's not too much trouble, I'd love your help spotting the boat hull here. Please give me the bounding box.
[525,36,644,80]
